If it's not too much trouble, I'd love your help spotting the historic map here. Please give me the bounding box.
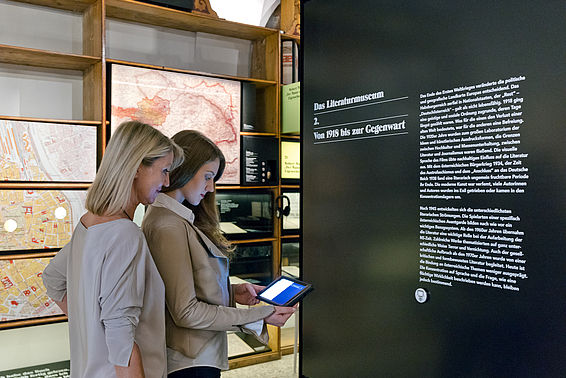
[0,257,63,323]
[0,120,96,182]
[110,64,241,184]
[0,190,86,252]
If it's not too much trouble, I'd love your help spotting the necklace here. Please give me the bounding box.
[122,209,133,221]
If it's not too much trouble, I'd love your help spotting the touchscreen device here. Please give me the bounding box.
[256,276,313,307]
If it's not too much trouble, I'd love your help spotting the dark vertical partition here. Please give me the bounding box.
[301,1,566,377]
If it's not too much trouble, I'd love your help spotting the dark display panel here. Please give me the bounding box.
[241,135,278,186]
[302,1,566,377]
[229,243,272,286]
[136,0,193,12]
[241,82,257,131]
[216,191,273,240]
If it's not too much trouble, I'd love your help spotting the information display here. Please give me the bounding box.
[110,64,241,184]
[303,1,566,376]
[229,243,272,286]
[241,136,278,186]
[0,190,86,252]
[281,190,300,234]
[215,191,273,239]
[281,140,300,182]
[0,120,96,182]
[0,256,64,325]
[257,276,312,307]
[0,360,69,377]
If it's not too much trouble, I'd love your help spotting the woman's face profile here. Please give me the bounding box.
[181,158,220,206]
[133,152,174,205]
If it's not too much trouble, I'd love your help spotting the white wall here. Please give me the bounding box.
[0,323,70,371]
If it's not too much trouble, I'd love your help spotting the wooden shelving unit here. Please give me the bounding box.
[0,0,302,369]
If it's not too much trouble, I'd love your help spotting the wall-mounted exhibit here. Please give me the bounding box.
[0,190,86,253]
[302,0,566,376]
[109,63,242,185]
[216,190,273,240]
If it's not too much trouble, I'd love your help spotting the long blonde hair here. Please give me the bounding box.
[86,121,184,216]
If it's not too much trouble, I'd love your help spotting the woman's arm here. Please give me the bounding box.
[42,245,70,304]
[232,283,263,306]
[144,219,274,331]
[54,294,68,316]
[264,305,296,327]
[115,342,145,378]
[99,232,146,372]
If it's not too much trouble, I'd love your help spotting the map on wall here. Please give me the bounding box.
[0,120,97,182]
[110,64,241,184]
[0,257,64,323]
[0,190,86,252]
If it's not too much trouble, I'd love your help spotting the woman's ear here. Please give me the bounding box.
[134,164,142,179]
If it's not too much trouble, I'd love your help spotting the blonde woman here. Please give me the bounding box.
[43,121,184,378]
[142,130,295,378]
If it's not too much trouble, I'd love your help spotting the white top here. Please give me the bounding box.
[43,219,167,378]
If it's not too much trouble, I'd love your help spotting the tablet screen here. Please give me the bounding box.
[257,276,312,306]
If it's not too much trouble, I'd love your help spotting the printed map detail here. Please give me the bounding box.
[0,257,63,322]
[110,64,241,185]
[0,190,86,252]
[0,120,96,182]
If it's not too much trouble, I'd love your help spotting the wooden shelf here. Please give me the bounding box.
[241,132,278,137]
[0,252,58,260]
[11,0,96,13]
[0,315,67,331]
[0,115,101,126]
[229,350,281,369]
[281,33,300,43]
[217,185,277,190]
[281,234,300,239]
[230,238,277,245]
[106,0,278,41]
[0,44,100,71]
[281,134,301,139]
[0,182,91,189]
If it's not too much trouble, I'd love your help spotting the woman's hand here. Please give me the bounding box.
[233,283,264,306]
[264,305,296,327]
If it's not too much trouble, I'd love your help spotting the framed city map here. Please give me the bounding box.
[0,189,86,253]
[0,254,65,328]
[0,120,97,182]
[109,64,241,184]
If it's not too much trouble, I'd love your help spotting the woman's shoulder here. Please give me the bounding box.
[142,205,190,233]
[84,220,147,264]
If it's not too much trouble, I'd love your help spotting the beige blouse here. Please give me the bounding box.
[142,193,274,373]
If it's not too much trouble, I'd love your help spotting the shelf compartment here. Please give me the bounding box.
[105,58,277,88]
[106,0,278,41]
[0,45,100,71]
[10,0,97,13]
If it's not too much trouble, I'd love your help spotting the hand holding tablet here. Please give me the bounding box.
[256,276,313,307]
